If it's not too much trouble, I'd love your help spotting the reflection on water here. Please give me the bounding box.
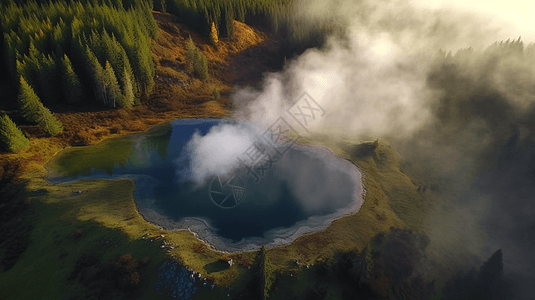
[46,119,362,243]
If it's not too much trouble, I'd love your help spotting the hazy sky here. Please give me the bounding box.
[414,0,535,43]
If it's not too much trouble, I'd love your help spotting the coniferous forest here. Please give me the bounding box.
[0,0,339,150]
[0,0,157,110]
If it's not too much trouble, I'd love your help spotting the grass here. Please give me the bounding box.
[0,117,474,300]
[0,126,430,299]
[0,178,166,299]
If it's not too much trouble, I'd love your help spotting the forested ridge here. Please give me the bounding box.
[0,0,343,153]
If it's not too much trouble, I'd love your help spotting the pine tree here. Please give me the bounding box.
[61,54,83,104]
[250,246,274,300]
[211,87,220,100]
[16,60,32,87]
[104,60,122,108]
[18,76,42,123]
[194,48,209,82]
[86,47,108,106]
[131,26,154,95]
[119,67,135,108]
[38,105,63,136]
[186,36,209,81]
[17,76,63,136]
[51,18,66,56]
[0,113,30,153]
[37,55,60,104]
[186,35,196,73]
[109,32,138,100]
[209,22,218,45]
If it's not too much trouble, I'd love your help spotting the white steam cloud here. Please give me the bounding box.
[175,1,535,294]
[175,121,265,184]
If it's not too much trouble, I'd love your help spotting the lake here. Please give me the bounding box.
[45,119,364,251]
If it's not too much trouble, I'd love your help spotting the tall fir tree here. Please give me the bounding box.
[250,246,274,300]
[119,67,135,108]
[60,54,83,104]
[209,21,218,45]
[186,35,196,73]
[18,76,42,123]
[37,54,60,104]
[0,113,30,153]
[16,59,32,87]
[17,76,63,136]
[194,48,209,81]
[38,105,63,136]
[85,46,108,106]
[51,18,66,56]
[104,60,122,108]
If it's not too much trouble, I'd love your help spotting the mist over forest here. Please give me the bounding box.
[228,0,535,298]
[0,0,534,299]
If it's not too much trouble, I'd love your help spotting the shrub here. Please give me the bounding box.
[211,87,220,100]
[0,113,30,153]
[192,243,207,254]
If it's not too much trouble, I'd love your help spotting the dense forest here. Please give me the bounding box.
[157,0,343,55]
[0,0,343,153]
[0,0,157,109]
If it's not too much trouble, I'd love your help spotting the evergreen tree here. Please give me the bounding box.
[18,76,42,123]
[250,246,274,300]
[186,36,209,81]
[186,36,196,73]
[85,47,108,106]
[139,0,159,39]
[194,47,209,82]
[37,54,60,104]
[119,67,135,108]
[211,87,220,100]
[130,25,154,95]
[38,105,63,136]
[104,60,122,108]
[0,113,30,153]
[51,18,67,56]
[60,54,83,104]
[16,60,32,87]
[209,21,218,45]
[109,32,137,100]
[17,76,63,136]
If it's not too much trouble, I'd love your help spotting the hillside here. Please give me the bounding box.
[0,10,282,174]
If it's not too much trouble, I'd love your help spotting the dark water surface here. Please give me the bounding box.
[46,119,361,243]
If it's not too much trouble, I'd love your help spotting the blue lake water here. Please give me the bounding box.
[46,119,363,246]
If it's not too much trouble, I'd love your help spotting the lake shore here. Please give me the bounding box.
[135,142,366,253]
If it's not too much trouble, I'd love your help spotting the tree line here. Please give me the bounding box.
[159,0,344,57]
